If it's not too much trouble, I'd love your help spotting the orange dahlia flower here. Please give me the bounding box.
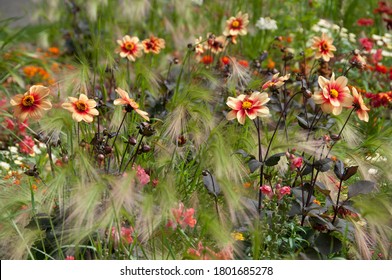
[311,33,337,62]
[113,88,149,121]
[116,35,143,61]
[62,94,99,123]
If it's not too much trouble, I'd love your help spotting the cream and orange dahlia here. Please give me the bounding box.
[311,33,336,62]
[116,35,143,61]
[10,85,52,121]
[226,91,270,125]
[352,87,370,122]
[312,73,353,115]
[114,88,149,121]
[62,94,99,123]
[261,73,290,90]
[142,35,165,54]
[223,12,249,37]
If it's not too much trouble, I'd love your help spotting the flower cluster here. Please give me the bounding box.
[187,242,233,260]
[167,202,197,230]
[111,226,134,246]
[116,34,165,61]
[260,184,291,200]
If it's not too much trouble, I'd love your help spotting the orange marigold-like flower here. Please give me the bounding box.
[226,91,270,125]
[61,93,99,123]
[312,73,353,115]
[142,35,165,54]
[205,34,226,54]
[352,87,370,122]
[116,35,143,61]
[10,85,52,121]
[223,11,249,37]
[311,33,337,62]
[113,88,150,121]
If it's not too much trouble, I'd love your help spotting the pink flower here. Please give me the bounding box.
[312,73,353,115]
[291,157,303,170]
[187,242,233,260]
[5,118,15,130]
[357,18,374,26]
[111,226,134,246]
[311,33,336,62]
[167,202,197,230]
[136,165,150,186]
[65,256,75,260]
[351,87,370,122]
[261,73,290,90]
[373,49,383,63]
[359,38,373,51]
[276,185,291,199]
[19,135,35,154]
[226,91,270,125]
[260,185,273,199]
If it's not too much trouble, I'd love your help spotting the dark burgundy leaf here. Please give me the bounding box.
[342,166,358,181]
[314,158,332,172]
[264,152,286,166]
[348,180,377,199]
[296,115,310,129]
[248,158,262,173]
[314,232,342,255]
[233,149,249,158]
[334,160,344,179]
[202,171,221,196]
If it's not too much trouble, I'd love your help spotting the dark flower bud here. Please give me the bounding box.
[201,170,209,176]
[79,140,87,148]
[104,145,113,154]
[142,144,151,153]
[330,134,341,141]
[177,135,187,147]
[25,165,39,177]
[173,57,179,64]
[138,122,155,137]
[62,155,69,163]
[97,154,105,161]
[128,136,137,146]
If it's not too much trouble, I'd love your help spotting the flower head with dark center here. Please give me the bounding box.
[62,94,99,123]
[113,88,149,121]
[223,12,249,37]
[351,87,370,122]
[311,33,336,62]
[10,85,52,121]
[142,35,165,54]
[116,35,143,61]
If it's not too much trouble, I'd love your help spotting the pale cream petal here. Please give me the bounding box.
[237,110,246,125]
[257,107,270,117]
[79,94,89,101]
[62,102,74,111]
[87,99,97,108]
[89,108,99,116]
[321,102,333,114]
[82,114,93,123]
[39,100,52,110]
[19,111,29,121]
[135,109,150,121]
[335,76,348,88]
[318,75,329,88]
[115,88,129,100]
[123,35,132,42]
[72,113,83,122]
[332,105,342,115]
[31,85,50,98]
[226,110,237,120]
[226,97,242,110]
[10,95,23,106]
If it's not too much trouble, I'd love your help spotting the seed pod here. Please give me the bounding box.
[97,154,105,161]
[142,144,151,153]
[62,155,69,163]
[330,134,341,141]
[104,145,113,154]
[128,136,137,146]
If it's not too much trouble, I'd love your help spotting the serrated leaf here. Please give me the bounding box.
[334,160,344,179]
[264,152,286,166]
[342,166,358,181]
[202,172,221,196]
[314,158,332,172]
[248,158,262,173]
[314,232,342,255]
[348,180,377,199]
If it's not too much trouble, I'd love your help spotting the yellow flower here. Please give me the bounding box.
[231,232,245,241]
[62,94,99,123]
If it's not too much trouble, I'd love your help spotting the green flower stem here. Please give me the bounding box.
[122,135,144,173]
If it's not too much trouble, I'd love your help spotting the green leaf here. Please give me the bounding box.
[248,158,262,173]
[314,158,332,172]
[348,180,377,199]
[314,233,342,256]
[264,152,286,166]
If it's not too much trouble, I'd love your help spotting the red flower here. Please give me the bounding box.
[221,56,230,65]
[373,49,383,63]
[375,64,388,73]
[357,18,374,26]
[111,226,134,246]
[19,135,35,155]
[201,55,213,65]
[167,203,197,230]
[260,185,273,199]
[5,118,15,130]
[359,38,373,51]
[136,165,150,186]
[374,1,392,14]
[65,256,75,260]
[276,185,291,200]
[238,60,249,68]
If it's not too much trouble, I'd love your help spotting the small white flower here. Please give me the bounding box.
[9,146,18,154]
[0,162,10,171]
[368,168,378,175]
[14,160,23,165]
[191,0,203,5]
[318,19,332,28]
[256,17,278,30]
[33,145,42,155]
